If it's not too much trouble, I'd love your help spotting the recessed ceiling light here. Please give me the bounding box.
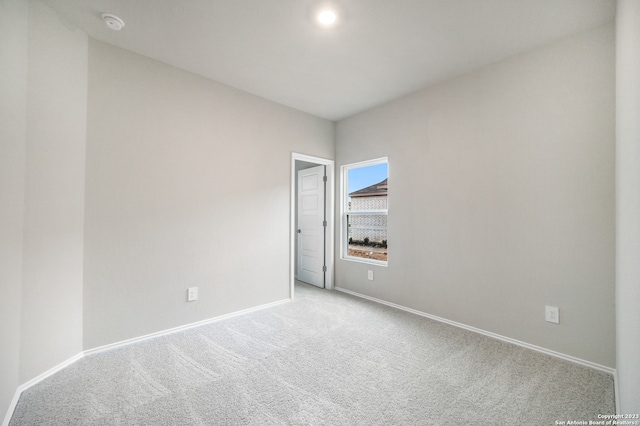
[101,13,125,31]
[317,9,337,26]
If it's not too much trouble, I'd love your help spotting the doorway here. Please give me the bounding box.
[290,153,334,299]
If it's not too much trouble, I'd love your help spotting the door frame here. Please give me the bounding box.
[290,153,335,299]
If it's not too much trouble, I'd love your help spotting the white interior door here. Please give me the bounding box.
[297,165,326,288]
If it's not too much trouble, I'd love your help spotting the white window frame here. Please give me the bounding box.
[340,157,388,266]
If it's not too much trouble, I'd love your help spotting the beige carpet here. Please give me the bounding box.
[10,282,615,425]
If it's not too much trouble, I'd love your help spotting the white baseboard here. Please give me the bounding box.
[84,298,290,357]
[3,298,290,426]
[3,390,19,426]
[335,286,616,376]
[2,352,83,426]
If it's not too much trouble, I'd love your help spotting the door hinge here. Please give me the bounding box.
[323,220,327,227]
[323,175,327,182]
[322,265,327,272]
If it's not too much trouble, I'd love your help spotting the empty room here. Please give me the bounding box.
[2,0,639,424]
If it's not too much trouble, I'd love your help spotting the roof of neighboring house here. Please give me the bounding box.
[349,179,388,197]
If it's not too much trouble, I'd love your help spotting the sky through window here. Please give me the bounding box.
[347,163,388,196]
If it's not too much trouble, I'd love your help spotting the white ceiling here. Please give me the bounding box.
[43,0,615,121]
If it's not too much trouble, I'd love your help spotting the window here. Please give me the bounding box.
[341,158,388,265]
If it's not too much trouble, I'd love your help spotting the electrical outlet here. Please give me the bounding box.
[545,305,559,324]
[187,287,198,302]
[367,270,374,281]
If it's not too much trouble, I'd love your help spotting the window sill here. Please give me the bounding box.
[340,256,388,267]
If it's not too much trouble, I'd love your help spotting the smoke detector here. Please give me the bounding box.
[101,13,125,31]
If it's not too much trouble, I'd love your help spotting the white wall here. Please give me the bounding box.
[19,0,87,383]
[0,0,28,418]
[83,40,335,349]
[336,24,615,367]
[616,0,640,413]
[1,0,87,418]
